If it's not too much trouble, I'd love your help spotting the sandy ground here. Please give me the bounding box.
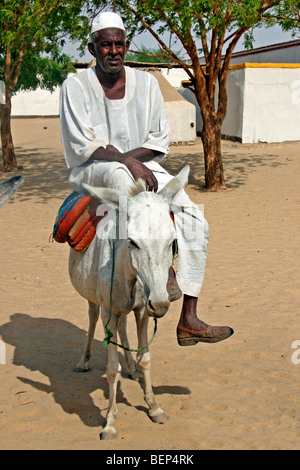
[0,118,299,450]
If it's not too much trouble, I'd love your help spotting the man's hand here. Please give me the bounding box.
[88,144,121,163]
[89,145,159,192]
[123,156,158,192]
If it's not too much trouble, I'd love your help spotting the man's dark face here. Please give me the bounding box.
[88,28,128,75]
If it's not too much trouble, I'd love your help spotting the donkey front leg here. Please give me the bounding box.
[75,301,100,372]
[100,309,121,440]
[118,316,141,380]
[135,310,167,424]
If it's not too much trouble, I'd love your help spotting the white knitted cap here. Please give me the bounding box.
[91,12,125,35]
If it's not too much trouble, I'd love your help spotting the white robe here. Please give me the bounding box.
[59,66,209,297]
[60,66,169,169]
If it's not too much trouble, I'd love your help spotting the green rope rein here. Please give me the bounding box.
[102,237,178,353]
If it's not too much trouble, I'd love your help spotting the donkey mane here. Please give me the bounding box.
[129,178,147,197]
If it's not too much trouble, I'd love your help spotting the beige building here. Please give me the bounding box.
[11,61,196,145]
[10,39,300,144]
[179,40,300,143]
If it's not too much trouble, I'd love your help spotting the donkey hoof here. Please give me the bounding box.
[73,366,91,373]
[150,412,167,424]
[100,429,117,440]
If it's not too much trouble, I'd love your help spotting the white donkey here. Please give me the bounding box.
[69,166,189,440]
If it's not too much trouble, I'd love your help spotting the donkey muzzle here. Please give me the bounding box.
[146,297,170,318]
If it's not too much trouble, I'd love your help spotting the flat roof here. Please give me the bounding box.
[230,39,300,60]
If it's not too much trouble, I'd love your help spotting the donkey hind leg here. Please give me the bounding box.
[135,310,167,424]
[100,308,121,440]
[117,316,142,381]
[75,301,100,372]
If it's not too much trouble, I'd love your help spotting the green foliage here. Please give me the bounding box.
[112,0,300,54]
[126,45,176,63]
[267,0,300,34]
[0,0,94,93]
[11,51,76,94]
[67,1,110,55]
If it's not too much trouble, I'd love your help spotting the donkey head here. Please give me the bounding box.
[83,165,189,318]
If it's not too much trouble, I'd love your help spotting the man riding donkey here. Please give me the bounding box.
[59,11,234,347]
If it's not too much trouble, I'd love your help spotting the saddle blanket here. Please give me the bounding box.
[53,191,104,252]
[53,191,176,253]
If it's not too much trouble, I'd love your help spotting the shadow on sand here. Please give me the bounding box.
[162,143,286,190]
[0,147,70,204]
[0,142,287,206]
[0,313,191,428]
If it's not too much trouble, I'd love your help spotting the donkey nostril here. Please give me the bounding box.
[147,299,170,318]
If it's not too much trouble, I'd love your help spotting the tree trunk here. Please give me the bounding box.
[192,61,226,191]
[0,96,19,172]
[201,116,226,191]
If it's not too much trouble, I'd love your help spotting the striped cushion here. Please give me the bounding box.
[53,191,102,251]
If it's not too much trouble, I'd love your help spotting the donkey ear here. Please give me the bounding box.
[158,165,190,204]
[82,183,121,208]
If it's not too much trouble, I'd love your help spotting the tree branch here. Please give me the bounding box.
[11,47,25,90]
[126,4,194,77]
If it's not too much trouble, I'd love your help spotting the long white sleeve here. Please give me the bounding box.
[59,67,169,169]
[60,75,107,168]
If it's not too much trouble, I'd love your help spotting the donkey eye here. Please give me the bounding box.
[129,239,139,249]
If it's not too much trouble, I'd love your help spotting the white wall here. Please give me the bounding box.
[12,68,189,116]
[11,65,300,144]
[222,68,245,140]
[11,68,191,116]
[177,68,246,140]
[149,69,196,143]
[164,100,196,144]
[178,65,300,144]
[241,67,300,143]
[160,68,190,88]
[12,87,61,116]
[11,69,196,144]
[177,87,202,134]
